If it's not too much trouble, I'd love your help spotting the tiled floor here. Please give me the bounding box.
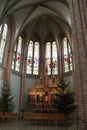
[0,124,66,130]
[0,123,66,130]
[0,120,77,130]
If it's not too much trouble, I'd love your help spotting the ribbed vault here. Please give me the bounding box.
[0,0,71,42]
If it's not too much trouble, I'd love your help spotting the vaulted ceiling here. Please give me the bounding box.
[0,0,71,42]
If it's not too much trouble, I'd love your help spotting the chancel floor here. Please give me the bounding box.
[0,124,65,130]
[0,120,77,130]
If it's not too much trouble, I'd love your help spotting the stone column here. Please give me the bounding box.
[69,0,87,129]
[19,36,27,116]
[4,18,15,86]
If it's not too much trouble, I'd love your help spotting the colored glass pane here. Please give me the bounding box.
[0,23,8,63]
[63,37,72,73]
[33,42,39,75]
[15,36,22,71]
[26,40,33,74]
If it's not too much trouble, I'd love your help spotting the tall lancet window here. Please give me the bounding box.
[62,37,72,73]
[33,42,39,75]
[12,36,22,72]
[26,40,39,75]
[45,41,58,75]
[0,23,8,63]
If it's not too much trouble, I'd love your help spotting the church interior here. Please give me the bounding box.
[0,0,87,130]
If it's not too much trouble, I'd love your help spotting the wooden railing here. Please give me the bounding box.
[0,112,65,125]
[0,112,19,119]
[24,112,65,124]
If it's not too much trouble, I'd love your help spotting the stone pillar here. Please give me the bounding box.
[69,0,87,129]
[19,36,27,116]
[4,18,15,86]
[40,41,45,76]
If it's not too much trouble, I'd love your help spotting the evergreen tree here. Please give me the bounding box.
[0,84,15,114]
[52,77,76,115]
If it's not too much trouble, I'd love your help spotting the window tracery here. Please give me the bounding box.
[26,40,39,75]
[45,41,58,75]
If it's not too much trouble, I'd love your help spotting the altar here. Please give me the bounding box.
[28,75,60,112]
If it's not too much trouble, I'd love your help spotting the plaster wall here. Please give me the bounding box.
[10,72,21,112]
[64,74,74,91]
[25,77,36,111]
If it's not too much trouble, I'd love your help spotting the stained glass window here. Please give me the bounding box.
[63,37,72,73]
[0,23,8,63]
[45,41,58,75]
[12,45,16,70]
[33,42,39,75]
[45,42,51,75]
[26,41,39,75]
[26,40,33,74]
[52,41,58,74]
[12,36,22,72]
[0,25,2,35]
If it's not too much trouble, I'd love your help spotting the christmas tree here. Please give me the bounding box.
[0,84,15,114]
[52,77,76,115]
